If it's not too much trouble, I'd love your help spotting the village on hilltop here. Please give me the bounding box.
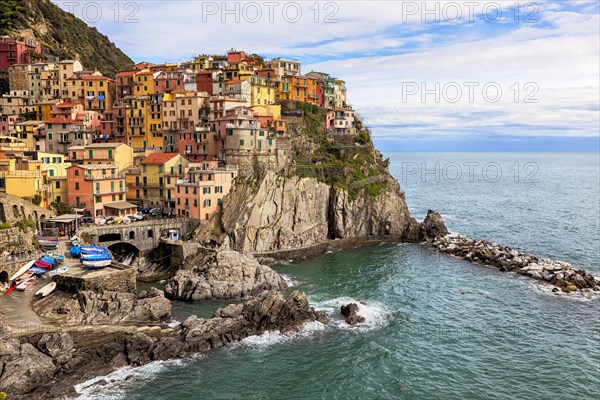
[0,37,358,224]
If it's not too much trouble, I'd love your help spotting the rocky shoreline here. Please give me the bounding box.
[433,235,599,293]
[0,290,327,400]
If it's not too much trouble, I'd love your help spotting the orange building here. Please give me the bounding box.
[67,164,127,220]
[283,76,319,104]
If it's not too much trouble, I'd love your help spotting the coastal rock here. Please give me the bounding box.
[165,248,287,301]
[421,210,449,239]
[340,303,365,325]
[32,289,171,325]
[433,235,599,293]
[0,291,327,400]
[221,171,423,254]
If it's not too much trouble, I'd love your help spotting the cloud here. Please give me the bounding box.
[50,0,600,143]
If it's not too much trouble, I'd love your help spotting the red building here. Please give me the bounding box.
[155,71,185,94]
[0,37,42,70]
[196,72,215,95]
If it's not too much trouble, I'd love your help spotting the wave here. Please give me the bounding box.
[530,281,600,302]
[231,321,327,350]
[314,297,391,331]
[71,357,201,400]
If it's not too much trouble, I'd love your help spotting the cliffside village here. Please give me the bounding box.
[0,37,358,223]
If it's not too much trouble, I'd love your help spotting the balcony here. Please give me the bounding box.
[33,133,46,139]
[84,173,125,181]
[57,137,71,144]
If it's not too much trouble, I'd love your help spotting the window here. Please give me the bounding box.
[75,182,79,190]
[95,196,101,203]
[147,229,153,238]
[88,150,93,159]
[203,199,211,207]
[108,149,113,159]
[239,139,244,146]
[119,194,123,200]
[55,181,61,189]
[112,195,116,201]
[96,210,102,216]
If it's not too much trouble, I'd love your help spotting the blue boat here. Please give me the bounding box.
[80,253,112,262]
[45,252,65,264]
[40,256,57,267]
[70,246,81,258]
[30,266,48,276]
[80,245,109,254]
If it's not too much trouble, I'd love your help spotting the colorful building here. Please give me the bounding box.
[82,143,134,171]
[139,153,189,208]
[0,37,42,70]
[66,164,127,219]
[175,162,238,220]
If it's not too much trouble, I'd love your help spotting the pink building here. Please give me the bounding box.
[155,71,186,94]
[175,162,237,220]
[0,115,19,136]
[0,37,42,70]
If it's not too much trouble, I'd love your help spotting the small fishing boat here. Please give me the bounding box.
[15,269,34,283]
[37,236,58,243]
[34,259,53,270]
[16,277,36,291]
[35,282,57,297]
[82,259,112,269]
[49,266,69,277]
[9,260,36,281]
[80,254,111,263]
[70,246,81,258]
[80,245,110,254]
[45,252,65,264]
[30,267,48,276]
[40,256,57,267]
[4,282,18,295]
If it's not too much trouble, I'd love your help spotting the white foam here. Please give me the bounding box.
[232,321,327,350]
[167,320,181,328]
[315,297,391,331]
[71,357,201,399]
[531,281,600,302]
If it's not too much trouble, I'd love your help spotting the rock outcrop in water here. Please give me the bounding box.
[164,248,287,301]
[221,171,425,254]
[33,288,172,324]
[341,303,365,325]
[434,235,599,293]
[0,291,326,400]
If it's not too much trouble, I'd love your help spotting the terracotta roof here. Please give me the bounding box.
[141,153,179,165]
[45,118,79,124]
[84,75,113,81]
[116,70,136,77]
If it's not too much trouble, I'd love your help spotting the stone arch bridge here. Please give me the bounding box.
[78,218,198,254]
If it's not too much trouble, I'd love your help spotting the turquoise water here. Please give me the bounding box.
[79,153,600,400]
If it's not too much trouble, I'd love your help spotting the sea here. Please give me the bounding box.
[75,152,600,400]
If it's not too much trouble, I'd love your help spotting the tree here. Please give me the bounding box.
[51,201,73,215]
[32,194,42,206]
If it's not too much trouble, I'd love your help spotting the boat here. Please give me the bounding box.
[45,252,65,264]
[9,260,36,281]
[35,282,57,297]
[80,245,110,254]
[30,267,48,276]
[16,277,36,291]
[36,236,58,243]
[15,270,34,282]
[80,253,111,262]
[49,266,69,277]
[70,246,81,258]
[82,259,112,269]
[4,283,18,295]
[34,259,53,270]
[40,256,57,267]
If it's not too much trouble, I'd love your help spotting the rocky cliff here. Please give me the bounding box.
[165,248,287,301]
[0,291,326,400]
[221,170,423,254]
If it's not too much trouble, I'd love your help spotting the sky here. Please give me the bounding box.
[51,0,600,152]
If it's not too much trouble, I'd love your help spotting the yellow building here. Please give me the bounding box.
[4,158,51,208]
[83,73,115,113]
[35,99,62,121]
[83,143,134,171]
[38,151,71,179]
[247,75,275,106]
[14,121,45,151]
[48,175,68,204]
[140,153,189,208]
[127,94,163,150]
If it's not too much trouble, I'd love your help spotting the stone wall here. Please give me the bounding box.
[0,193,54,227]
[55,267,137,294]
